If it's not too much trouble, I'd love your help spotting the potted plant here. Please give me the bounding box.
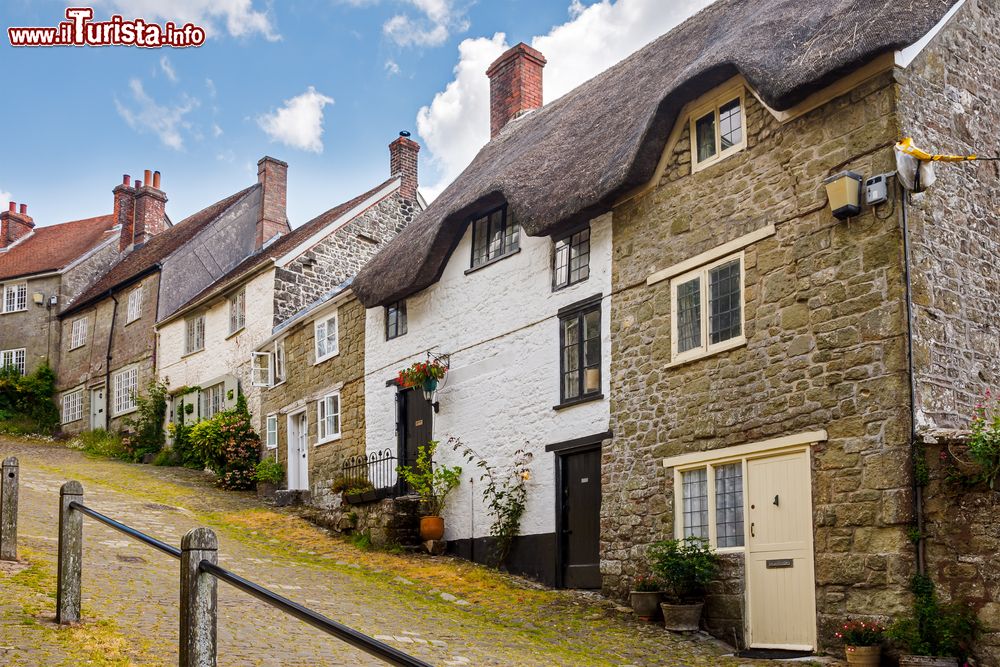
[397,441,461,541]
[343,482,375,505]
[629,575,663,621]
[886,575,978,666]
[253,458,284,500]
[835,620,885,666]
[648,537,720,632]
[397,360,448,401]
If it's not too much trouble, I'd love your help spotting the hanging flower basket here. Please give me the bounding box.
[397,360,447,392]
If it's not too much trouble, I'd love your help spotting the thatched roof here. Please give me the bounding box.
[353,0,957,307]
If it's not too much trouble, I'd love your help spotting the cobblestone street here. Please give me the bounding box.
[0,438,824,666]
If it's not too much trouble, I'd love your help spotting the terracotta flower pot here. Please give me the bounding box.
[629,591,662,621]
[419,515,445,541]
[660,601,703,632]
[898,656,959,667]
[845,645,880,666]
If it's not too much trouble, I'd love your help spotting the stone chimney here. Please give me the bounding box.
[389,133,420,201]
[114,174,137,252]
[486,42,546,138]
[256,156,289,248]
[131,169,168,247]
[0,202,35,248]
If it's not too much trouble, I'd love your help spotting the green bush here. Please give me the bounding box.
[0,362,59,434]
[887,574,978,659]
[253,457,284,485]
[77,429,129,459]
[648,537,720,603]
[121,381,168,461]
[188,395,260,490]
[396,441,461,516]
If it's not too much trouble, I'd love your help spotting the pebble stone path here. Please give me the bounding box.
[0,437,829,667]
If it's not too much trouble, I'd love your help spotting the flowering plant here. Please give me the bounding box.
[968,389,1000,488]
[188,394,260,490]
[397,360,447,389]
[836,620,885,647]
[632,574,662,592]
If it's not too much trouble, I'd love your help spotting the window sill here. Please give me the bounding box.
[464,247,521,275]
[667,336,746,369]
[181,348,205,359]
[690,145,745,174]
[316,434,342,446]
[225,326,245,341]
[269,380,287,390]
[69,344,85,352]
[113,406,138,418]
[552,276,589,293]
[2,309,28,315]
[314,352,339,365]
[553,392,604,411]
[124,317,141,327]
[61,418,83,425]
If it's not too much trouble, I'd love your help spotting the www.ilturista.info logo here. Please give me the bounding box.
[7,8,206,48]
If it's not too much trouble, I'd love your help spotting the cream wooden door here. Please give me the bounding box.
[746,451,817,650]
[286,412,309,491]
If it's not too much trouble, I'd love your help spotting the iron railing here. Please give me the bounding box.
[342,448,402,500]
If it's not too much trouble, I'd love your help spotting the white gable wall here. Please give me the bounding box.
[364,212,612,541]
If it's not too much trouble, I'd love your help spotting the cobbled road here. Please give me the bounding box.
[0,437,826,666]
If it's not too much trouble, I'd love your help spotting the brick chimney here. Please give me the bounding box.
[256,156,289,248]
[0,202,35,248]
[389,133,420,201]
[131,169,168,247]
[486,43,546,138]
[114,174,137,252]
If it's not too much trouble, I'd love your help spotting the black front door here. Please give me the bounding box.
[560,448,602,589]
[400,387,433,468]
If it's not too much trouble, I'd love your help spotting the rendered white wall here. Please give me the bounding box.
[364,213,612,541]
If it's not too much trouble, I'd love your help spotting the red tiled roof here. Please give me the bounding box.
[63,185,259,316]
[0,214,118,281]
[167,177,397,320]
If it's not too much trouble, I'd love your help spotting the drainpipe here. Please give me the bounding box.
[104,291,119,431]
[899,179,926,576]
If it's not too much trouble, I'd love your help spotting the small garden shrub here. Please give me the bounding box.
[188,395,260,490]
[167,422,202,469]
[349,531,373,551]
[887,574,978,659]
[120,381,168,462]
[78,429,129,459]
[253,457,284,485]
[648,537,720,603]
[0,363,59,435]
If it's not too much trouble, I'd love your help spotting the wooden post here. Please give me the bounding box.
[56,481,83,624]
[180,527,217,667]
[1,457,18,560]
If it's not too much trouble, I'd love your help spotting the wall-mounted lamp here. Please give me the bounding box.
[32,292,45,305]
[823,171,863,220]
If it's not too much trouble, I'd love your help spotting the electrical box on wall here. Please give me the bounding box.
[865,174,890,206]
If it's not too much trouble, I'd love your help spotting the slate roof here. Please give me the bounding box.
[352,0,958,307]
[0,214,118,281]
[62,185,258,316]
[162,177,397,322]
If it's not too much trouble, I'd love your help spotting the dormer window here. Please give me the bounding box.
[690,84,746,171]
[470,205,519,269]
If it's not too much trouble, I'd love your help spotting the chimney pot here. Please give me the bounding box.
[135,181,142,189]
[143,169,152,187]
[19,204,26,215]
[7,202,14,213]
[486,42,546,138]
[123,174,131,186]
[152,170,161,189]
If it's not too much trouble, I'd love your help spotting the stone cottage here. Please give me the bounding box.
[358,0,1000,659]
[155,136,420,432]
[57,163,285,433]
[353,44,613,587]
[0,194,122,379]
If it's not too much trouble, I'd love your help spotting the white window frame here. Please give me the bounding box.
[185,314,205,355]
[229,289,246,335]
[201,383,225,419]
[2,282,27,313]
[273,339,286,386]
[126,287,143,323]
[265,414,278,449]
[1,348,26,375]
[62,389,84,424]
[314,311,339,364]
[689,84,747,173]
[316,392,341,444]
[665,431,827,553]
[70,317,88,350]
[112,365,139,416]
[670,251,746,366]
[251,351,273,388]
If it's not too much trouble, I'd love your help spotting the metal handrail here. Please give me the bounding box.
[69,501,181,559]
[200,560,433,667]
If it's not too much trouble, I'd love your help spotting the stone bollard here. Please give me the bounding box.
[1,457,18,561]
[56,481,83,624]
[180,527,218,667]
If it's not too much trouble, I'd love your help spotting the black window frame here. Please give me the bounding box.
[385,299,407,340]
[552,224,591,291]
[555,294,603,409]
[468,204,520,270]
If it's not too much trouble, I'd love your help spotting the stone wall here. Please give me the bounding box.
[259,296,366,507]
[0,274,61,375]
[273,190,416,326]
[606,72,914,648]
[306,495,422,549]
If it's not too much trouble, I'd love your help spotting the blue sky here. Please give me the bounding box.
[0,0,711,229]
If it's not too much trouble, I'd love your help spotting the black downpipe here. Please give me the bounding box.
[104,292,119,431]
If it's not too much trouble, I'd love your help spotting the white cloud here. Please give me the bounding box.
[160,55,178,82]
[417,0,717,199]
[383,0,468,47]
[385,59,401,75]
[257,87,335,154]
[92,0,280,41]
[115,78,199,150]
[212,123,224,137]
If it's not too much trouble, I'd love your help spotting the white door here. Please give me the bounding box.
[90,387,106,430]
[286,411,309,491]
[746,451,817,650]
